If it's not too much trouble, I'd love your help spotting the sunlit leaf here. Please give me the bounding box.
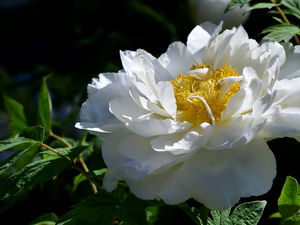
[224,0,252,13]
[29,213,59,225]
[228,201,266,224]
[39,76,52,133]
[244,3,281,14]
[3,95,28,135]
[269,211,282,219]
[261,24,300,42]
[281,0,300,20]
[0,137,36,153]
[278,176,300,220]
[56,192,119,225]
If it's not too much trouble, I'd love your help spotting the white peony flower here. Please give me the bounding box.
[76,22,300,210]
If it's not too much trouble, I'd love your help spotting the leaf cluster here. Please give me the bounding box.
[225,0,300,43]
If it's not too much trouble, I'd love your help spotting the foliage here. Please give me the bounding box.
[225,0,300,44]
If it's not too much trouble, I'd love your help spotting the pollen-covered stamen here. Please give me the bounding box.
[171,62,240,125]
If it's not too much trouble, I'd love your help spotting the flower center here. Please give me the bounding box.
[170,62,240,126]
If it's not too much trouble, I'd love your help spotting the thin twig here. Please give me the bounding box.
[41,143,102,190]
[47,133,72,148]
[271,0,300,45]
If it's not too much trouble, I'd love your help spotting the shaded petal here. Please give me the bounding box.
[206,116,267,150]
[279,44,300,80]
[222,69,262,120]
[120,50,136,78]
[260,106,300,138]
[180,136,276,210]
[76,81,133,137]
[129,87,170,117]
[158,42,195,78]
[126,118,192,137]
[272,77,300,108]
[252,89,277,117]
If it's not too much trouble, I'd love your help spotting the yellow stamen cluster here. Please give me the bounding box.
[171,62,240,125]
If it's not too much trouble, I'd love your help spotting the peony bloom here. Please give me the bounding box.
[76,22,300,210]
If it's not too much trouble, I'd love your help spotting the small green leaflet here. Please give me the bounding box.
[281,0,300,20]
[3,95,28,135]
[224,0,252,13]
[56,192,119,225]
[261,24,300,42]
[180,201,266,225]
[244,3,281,14]
[39,76,52,133]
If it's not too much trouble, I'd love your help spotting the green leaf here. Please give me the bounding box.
[224,0,252,13]
[278,176,300,219]
[39,76,52,133]
[3,95,28,135]
[116,193,149,225]
[281,0,300,20]
[261,24,300,42]
[0,157,71,200]
[19,126,45,142]
[72,168,106,192]
[210,208,231,224]
[15,143,41,172]
[0,142,40,175]
[229,201,267,224]
[0,137,36,153]
[269,212,282,219]
[29,213,58,225]
[56,192,119,225]
[179,203,205,225]
[41,146,92,161]
[244,3,281,14]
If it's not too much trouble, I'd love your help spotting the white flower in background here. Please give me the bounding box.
[188,0,250,29]
[76,21,300,210]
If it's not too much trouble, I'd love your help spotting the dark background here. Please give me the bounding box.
[0,0,299,224]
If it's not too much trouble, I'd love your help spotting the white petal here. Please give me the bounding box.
[260,106,300,138]
[126,118,192,137]
[187,22,215,54]
[272,77,300,108]
[151,122,213,155]
[120,50,136,78]
[125,164,191,203]
[180,136,276,210]
[279,44,300,80]
[222,70,262,120]
[206,117,267,150]
[76,82,133,136]
[109,97,150,123]
[156,81,177,119]
[158,42,195,78]
[129,87,170,117]
[252,89,277,117]
[219,76,243,100]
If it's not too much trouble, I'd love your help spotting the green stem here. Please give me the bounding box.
[271,0,300,45]
[41,143,102,190]
[47,133,72,148]
[78,154,98,194]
